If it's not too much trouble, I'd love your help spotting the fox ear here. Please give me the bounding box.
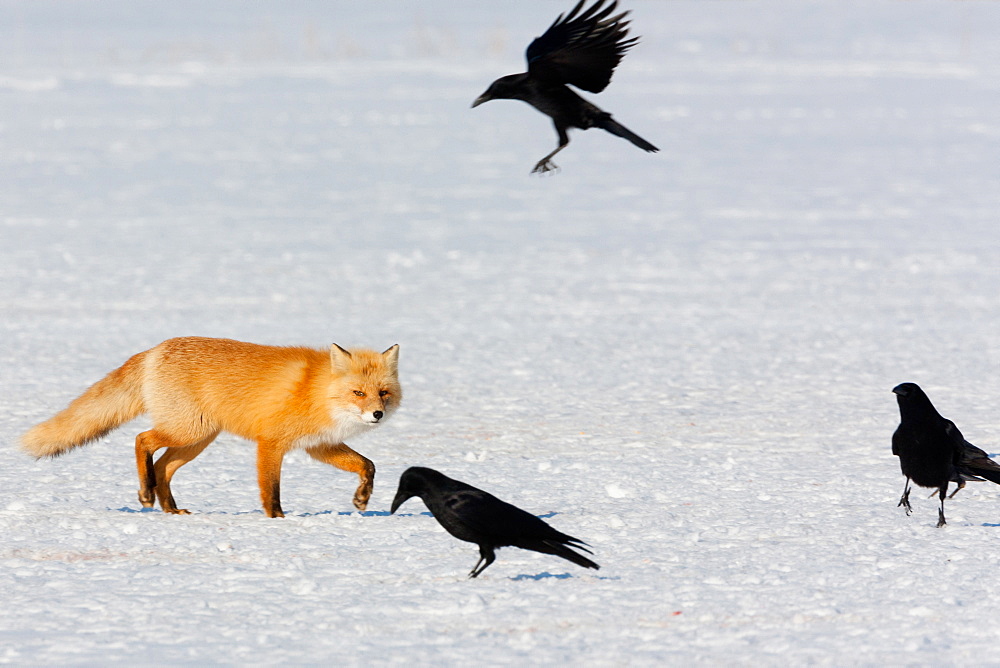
[381,344,399,371]
[330,343,353,373]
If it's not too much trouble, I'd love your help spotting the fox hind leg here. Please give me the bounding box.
[135,432,158,508]
[136,429,214,513]
[135,430,183,508]
[152,432,218,514]
[305,443,376,511]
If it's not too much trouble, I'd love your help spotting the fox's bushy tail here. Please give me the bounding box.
[21,353,146,458]
[598,116,659,153]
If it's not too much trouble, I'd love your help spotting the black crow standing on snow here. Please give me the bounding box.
[390,466,600,578]
[472,0,658,174]
[892,382,1000,527]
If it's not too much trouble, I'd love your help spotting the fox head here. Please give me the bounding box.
[328,343,402,430]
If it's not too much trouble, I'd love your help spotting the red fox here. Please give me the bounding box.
[21,336,401,518]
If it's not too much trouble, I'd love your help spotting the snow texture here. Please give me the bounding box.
[3,0,1000,664]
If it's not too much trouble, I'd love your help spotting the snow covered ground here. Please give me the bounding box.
[3,0,1000,664]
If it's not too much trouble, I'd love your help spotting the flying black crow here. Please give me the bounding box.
[892,382,1000,527]
[472,0,658,174]
[390,466,599,578]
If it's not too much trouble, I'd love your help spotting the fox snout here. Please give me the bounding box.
[351,388,395,424]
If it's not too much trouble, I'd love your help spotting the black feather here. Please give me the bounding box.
[472,0,656,174]
[390,467,600,578]
[891,382,1000,527]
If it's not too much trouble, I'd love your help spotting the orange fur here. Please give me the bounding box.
[21,336,401,517]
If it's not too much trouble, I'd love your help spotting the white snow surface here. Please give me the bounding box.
[3,1,1000,664]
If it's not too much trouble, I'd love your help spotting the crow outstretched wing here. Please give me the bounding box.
[525,0,638,93]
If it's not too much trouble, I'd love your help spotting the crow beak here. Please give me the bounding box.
[471,92,490,108]
[892,384,909,397]
[389,491,409,514]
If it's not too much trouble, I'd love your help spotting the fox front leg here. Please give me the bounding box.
[256,442,286,518]
[305,443,376,511]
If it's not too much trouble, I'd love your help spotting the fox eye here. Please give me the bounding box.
[353,390,365,397]
[378,390,389,397]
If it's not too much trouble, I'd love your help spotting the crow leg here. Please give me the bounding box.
[532,125,569,174]
[928,481,966,499]
[532,145,566,174]
[936,486,947,527]
[897,478,912,515]
[469,545,496,579]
